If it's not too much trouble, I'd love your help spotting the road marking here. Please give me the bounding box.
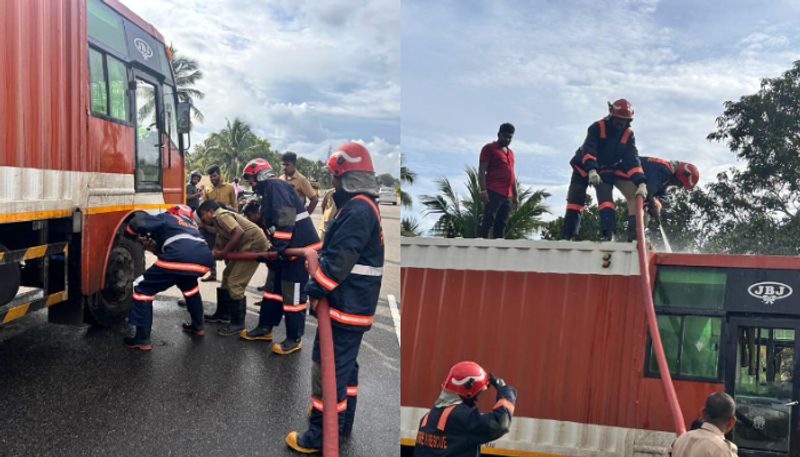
[388,294,400,346]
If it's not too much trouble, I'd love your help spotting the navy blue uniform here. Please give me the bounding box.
[298,192,384,448]
[639,156,675,204]
[125,212,214,332]
[563,117,645,237]
[414,385,517,457]
[253,178,320,340]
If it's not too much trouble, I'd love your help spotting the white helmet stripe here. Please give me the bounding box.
[450,372,486,386]
[334,149,363,163]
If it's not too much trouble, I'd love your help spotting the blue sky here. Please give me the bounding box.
[402,0,800,233]
[121,0,400,175]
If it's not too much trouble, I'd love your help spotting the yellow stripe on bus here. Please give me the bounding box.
[45,291,67,307]
[0,204,174,223]
[3,303,30,323]
[23,245,48,260]
[399,438,570,457]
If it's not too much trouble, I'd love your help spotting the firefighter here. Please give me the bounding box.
[285,142,384,454]
[615,157,699,241]
[239,158,321,355]
[562,99,647,241]
[123,205,214,351]
[196,199,269,336]
[413,361,517,457]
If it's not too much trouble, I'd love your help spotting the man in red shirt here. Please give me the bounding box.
[478,123,517,238]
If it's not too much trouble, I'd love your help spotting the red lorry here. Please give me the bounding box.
[402,237,800,457]
[0,0,190,326]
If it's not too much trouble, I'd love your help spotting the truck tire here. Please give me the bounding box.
[85,237,145,327]
[0,244,21,306]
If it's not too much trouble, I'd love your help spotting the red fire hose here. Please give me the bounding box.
[635,196,686,436]
[220,247,339,455]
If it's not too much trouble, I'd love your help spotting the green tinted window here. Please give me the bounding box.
[89,49,107,115]
[654,267,726,309]
[649,315,721,379]
[107,56,128,121]
[87,0,127,56]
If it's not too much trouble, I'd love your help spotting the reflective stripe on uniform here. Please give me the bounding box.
[598,119,606,139]
[581,154,597,164]
[295,211,309,221]
[437,405,457,431]
[133,292,155,301]
[314,268,338,291]
[263,292,282,301]
[494,398,515,415]
[353,195,381,221]
[283,303,307,312]
[273,231,292,240]
[347,386,358,396]
[566,203,584,212]
[598,201,616,211]
[154,260,210,274]
[163,233,207,249]
[621,128,632,144]
[311,397,347,412]
[182,285,200,297]
[350,264,382,277]
[305,241,322,251]
[329,308,373,327]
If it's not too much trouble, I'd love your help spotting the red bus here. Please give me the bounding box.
[0,0,190,326]
[402,237,800,457]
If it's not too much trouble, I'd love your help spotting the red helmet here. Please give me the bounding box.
[608,98,634,119]
[442,361,489,398]
[676,162,699,190]
[326,142,375,177]
[167,204,194,219]
[242,158,273,182]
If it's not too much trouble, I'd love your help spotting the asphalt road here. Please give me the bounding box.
[0,204,401,456]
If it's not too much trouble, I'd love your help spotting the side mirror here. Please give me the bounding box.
[177,100,191,134]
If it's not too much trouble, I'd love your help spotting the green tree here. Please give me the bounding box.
[400,164,416,208]
[401,217,422,237]
[170,46,205,123]
[421,166,550,239]
[187,119,278,181]
[377,173,397,187]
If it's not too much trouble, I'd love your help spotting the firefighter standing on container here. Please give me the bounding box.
[615,156,700,241]
[285,142,384,454]
[562,99,646,241]
[196,199,268,336]
[123,205,214,350]
[414,361,517,456]
[239,158,321,355]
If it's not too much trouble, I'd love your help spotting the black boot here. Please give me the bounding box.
[124,326,152,351]
[217,298,246,336]
[626,215,638,242]
[205,287,231,323]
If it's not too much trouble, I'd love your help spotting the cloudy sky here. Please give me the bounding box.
[402,0,800,232]
[121,0,400,175]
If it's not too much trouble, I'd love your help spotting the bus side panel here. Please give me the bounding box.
[81,211,128,296]
[161,136,184,205]
[0,0,85,171]
[401,266,719,434]
[87,117,135,174]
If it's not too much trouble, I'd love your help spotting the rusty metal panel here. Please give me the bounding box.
[0,0,86,171]
[401,238,720,435]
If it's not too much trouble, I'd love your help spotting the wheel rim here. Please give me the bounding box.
[101,246,135,311]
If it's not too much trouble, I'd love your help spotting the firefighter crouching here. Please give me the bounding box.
[615,156,700,240]
[123,205,214,351]
[285,142,384,454]
[563,98,647,241]
[239,158,321,355]
[196,199,269,336]
[414,361,517,456]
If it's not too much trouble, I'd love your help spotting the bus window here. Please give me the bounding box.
[135,79,161,191]
[87,0,127,57]
[654,266,726,309]
[163,85,179,147]
[107,55,129,121]
[89,48,108,116]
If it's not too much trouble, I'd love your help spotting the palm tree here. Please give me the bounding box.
[400,164,416,208]
[170,46,205,123]
[203,118,261,179]
[421,166,550,239]
[401,217,422,237]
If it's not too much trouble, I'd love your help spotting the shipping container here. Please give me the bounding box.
[401,237,800,457]
[0,0,190,326]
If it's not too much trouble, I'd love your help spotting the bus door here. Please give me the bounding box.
[133,71,163,192]
[726,317,800,456]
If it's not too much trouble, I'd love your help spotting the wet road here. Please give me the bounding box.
[0,205,401,456]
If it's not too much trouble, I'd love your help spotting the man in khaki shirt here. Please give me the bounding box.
[204,164,238,210]
[671,392,738,456]
[279,151,318,214]
[197,199,268,337]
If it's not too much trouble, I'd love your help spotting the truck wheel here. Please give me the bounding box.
[0,244,21,306]
[85,237,145,326]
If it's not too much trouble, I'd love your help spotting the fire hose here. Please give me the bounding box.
[220,247,339,456]
[635,196,686,437]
